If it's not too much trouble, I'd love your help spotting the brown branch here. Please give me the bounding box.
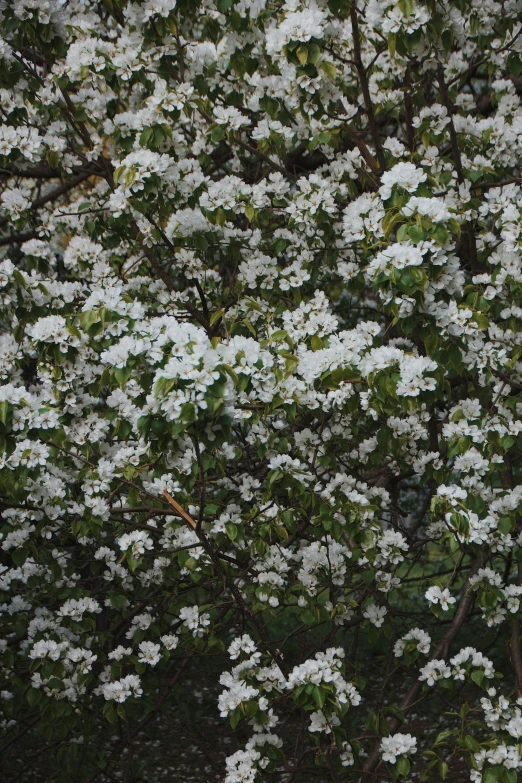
[57,86,94,151]
[502,460,522,697]
[0,230,39,247]
[138,244,211,331]
[511,564,522,697]
[436,63,478,272]
[184,517,289,675]
[352,133,380,183]
[234,137,298,181]
[0,170,95,229]
[350,5,386,170]
[361,550,486,777]
[197,107,298,181]
[0,164,61,179]
[403,66,415,153]
[163,491,253,571]
[437,65,464,183]
[84,655,193,783]
[476,177,522,190]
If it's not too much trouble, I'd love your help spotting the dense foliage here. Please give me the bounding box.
[1,0,522,781]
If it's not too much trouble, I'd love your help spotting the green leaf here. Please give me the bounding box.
[180,402,196,423]
[308,43,321,65]
[507,52,522,77]
[194,234,208,251]
[424,333,439,357]
[470,669,485,687]
[114,365,133,385]
[109,594,127,610]
[497,517,513,535]
[432,226,449,244]
[379,715,390,737]
[301,610,316,626]
[396,223,409,241]
[442,29,452,51]
[382,210,402,233]
[320,61,337,80]
[139,127,154,147]
[434,729,453,746]
[311,686,326,708]
[13,269,27,288]
[483,768,499,783]
[12,547,28,567]
[211,125,225,143]
[271,329,288,342]
[464,735,480,752]
[225,522,238,541]
[408,225,427,243]
[79,309,100,332]
[473,313,489,330]
[103,702,116,724]
[26,687,41,707]
[296,45,308,65]
[153,125,164,148]
[113,165,126,186]
[210,308,224,326]
[221,363,238,384]
[244,700,258,718]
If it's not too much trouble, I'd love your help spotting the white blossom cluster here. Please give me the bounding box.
[1,0,522,780]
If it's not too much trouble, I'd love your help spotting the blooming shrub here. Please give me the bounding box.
[1,1,522,782]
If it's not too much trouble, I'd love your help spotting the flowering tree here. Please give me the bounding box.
[2,0,522,781]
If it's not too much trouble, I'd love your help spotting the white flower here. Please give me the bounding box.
[118,530,154,558]
[418,659,451,686]
[57,597,101,621]
[101,675,143,702]
[108,646,132,661]
[229,635,257,660]
[425,585,456,610]
[265,4,327,55]
[394,628,431,657]
[309,710,340,734]
[137,641,161,666]
[379,162,427,200]
[380,733,417,763]
[179,605,211,636]
[340,741,354,766]
[213,105,250,129]
[403,196,451,222]
[367,242,424,277]
[161,634,179,650]
[363,604,387,627]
